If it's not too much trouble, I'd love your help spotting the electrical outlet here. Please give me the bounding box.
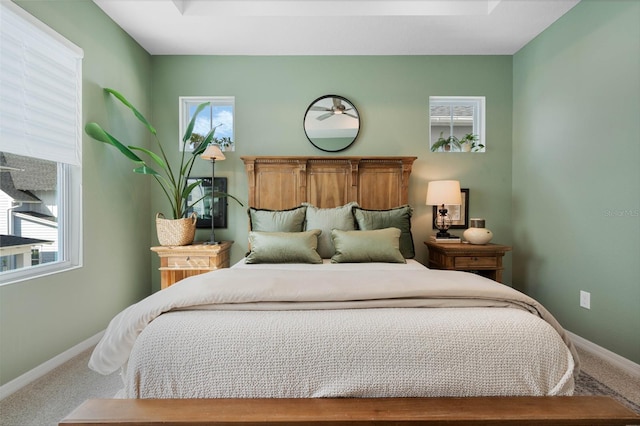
[580,291,591,309]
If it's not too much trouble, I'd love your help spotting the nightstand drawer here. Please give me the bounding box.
[152,241,233,289]
[455,256,498,269]
[424,241,511,284]
[166,255,210,269]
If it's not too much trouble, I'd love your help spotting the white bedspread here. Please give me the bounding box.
[90,263,578,398]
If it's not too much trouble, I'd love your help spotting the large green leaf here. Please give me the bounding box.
[85,122,144,163]
[186,194,206,211]
[133,165,160,176]
[105,88,157,135]
[192,125,221,157]
[129,146,167,170]
[213,191,244,206]
[182,102,210,143]
[187,191,244,209]
[182,179,203,200]
[181,157,196,177]
[180,127,218,177]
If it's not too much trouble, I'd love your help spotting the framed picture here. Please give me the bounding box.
[185,177,228,229]
[432,188,469,229]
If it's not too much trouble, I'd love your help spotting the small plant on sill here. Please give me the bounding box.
[459,133,485,152]
[431,132,461,152]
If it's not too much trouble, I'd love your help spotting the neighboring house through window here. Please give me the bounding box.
[0,2,83,284]
[429,96,486,152]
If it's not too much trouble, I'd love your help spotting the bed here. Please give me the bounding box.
[88,156,579,400]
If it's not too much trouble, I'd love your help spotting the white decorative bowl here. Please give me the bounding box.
[463,218,493,245]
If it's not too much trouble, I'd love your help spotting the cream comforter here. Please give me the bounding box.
[90,263,578,398]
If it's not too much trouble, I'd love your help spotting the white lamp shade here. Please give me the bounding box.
[200,145,226,161]
[426,180,462,205]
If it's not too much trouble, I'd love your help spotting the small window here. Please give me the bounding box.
[1,155,59,271]
[429,96,485,153]
[179,96,235,152]
[0,154,81,284]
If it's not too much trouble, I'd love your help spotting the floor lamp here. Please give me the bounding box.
[200,145,226,245]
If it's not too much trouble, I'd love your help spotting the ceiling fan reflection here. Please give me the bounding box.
[310,97,358,120]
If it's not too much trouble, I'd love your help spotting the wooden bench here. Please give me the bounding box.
[59,396,640,425]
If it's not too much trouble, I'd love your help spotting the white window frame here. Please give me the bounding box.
[0,1,83,285]
[429,96,486,153]
[178,96,235,152]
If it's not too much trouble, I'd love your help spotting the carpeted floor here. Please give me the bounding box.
[574,371,640,414]
[1,345,638,426]
[0,348,122,426]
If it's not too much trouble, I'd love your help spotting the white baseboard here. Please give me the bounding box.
[0,330,105,400]
[568,331,640,378]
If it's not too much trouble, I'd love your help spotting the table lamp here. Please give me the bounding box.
[426,180,462,239]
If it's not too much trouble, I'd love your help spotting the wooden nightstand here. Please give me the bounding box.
[424,240,512,283]
[151,241,233,289]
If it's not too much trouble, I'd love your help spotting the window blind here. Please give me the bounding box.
[0,1,83,166]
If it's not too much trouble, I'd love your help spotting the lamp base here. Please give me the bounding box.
[429,235,461,243]
[435,231,455,239]
[202,240,220,246]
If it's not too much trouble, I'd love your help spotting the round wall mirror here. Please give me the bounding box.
[303,95,360,152]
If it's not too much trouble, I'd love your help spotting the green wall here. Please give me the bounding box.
[0,1,153,385]
[512,0,640,363]
[6,0,637,389]
[150,55,514,291]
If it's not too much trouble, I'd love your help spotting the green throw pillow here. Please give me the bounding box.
[248,205,307,232]
[353,205,415,258]
[330,228,406,264]
[303,202,358,258]
[245,229,323,264]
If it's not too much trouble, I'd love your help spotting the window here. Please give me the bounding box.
[0,1,83,284]
[429,96,486,152]
[179,96,235,152]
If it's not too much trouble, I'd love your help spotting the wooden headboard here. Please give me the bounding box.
[241,156,416,210]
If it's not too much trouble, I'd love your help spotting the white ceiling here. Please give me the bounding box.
[93,0,581,56]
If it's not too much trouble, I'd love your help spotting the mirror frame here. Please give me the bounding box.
[303,95,360,152]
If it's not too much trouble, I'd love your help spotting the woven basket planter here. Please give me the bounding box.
[155,212,197,246]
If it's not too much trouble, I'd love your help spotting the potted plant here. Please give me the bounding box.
[459,133,484,152]
[85,88,242,245]
[431,132,461,152]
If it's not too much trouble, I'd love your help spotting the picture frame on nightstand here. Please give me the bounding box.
[432,188,469,230]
